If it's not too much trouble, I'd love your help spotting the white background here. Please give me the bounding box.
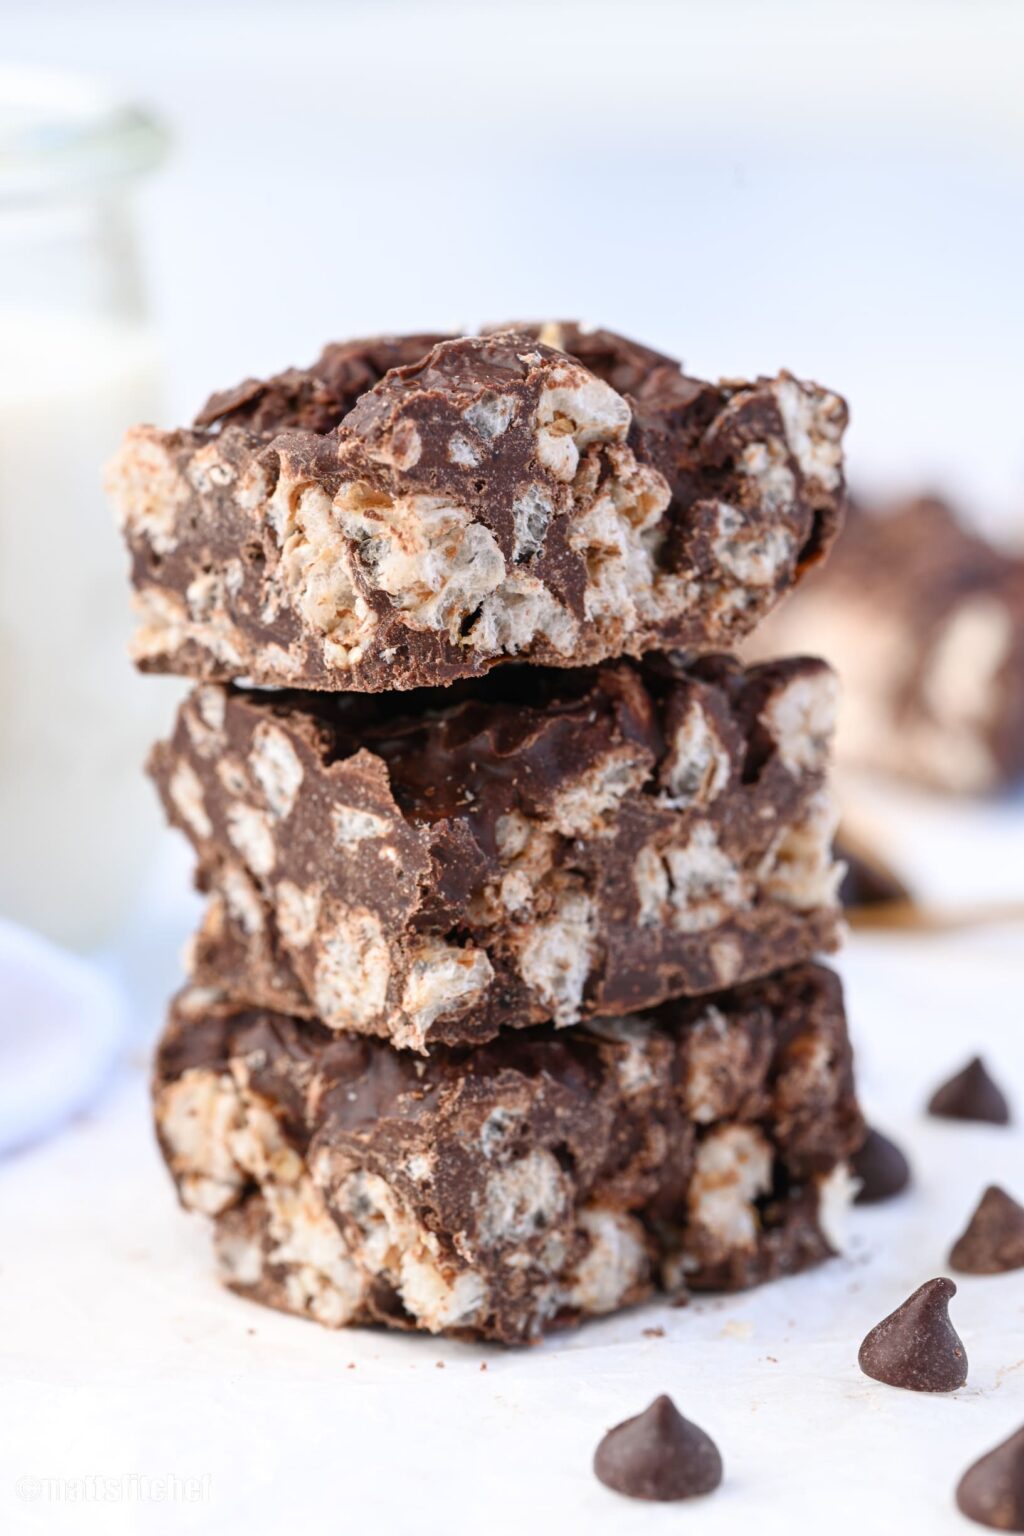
[6,0,1024,517]
[2,4,1024,1533]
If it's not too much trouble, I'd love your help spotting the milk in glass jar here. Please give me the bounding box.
[0,69,173,947]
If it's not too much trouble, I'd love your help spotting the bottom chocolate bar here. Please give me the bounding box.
[154,963,863,1345]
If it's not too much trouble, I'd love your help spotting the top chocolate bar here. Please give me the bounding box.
[110,325,848,692]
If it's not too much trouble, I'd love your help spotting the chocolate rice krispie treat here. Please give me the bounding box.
[111,327,848,692]
[155,961,862,1344]
[152,653,843,1051]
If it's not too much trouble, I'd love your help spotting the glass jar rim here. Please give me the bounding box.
[0,66,168,205]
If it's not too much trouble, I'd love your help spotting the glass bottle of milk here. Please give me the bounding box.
[0,70,172,948]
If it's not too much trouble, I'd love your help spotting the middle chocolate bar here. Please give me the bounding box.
[152,652,843,1052]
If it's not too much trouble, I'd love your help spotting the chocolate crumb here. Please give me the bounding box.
[950,1187,1024,1275]
[435,1361,445,1369]
[479,1362,488,1372]
[593,1395,723,1502]
[928,1057,1011,1124]
[956,1426,1024,1531]
[851,1126,912,1204]
[858,1277,967,1392]
[643,1327,666,1339]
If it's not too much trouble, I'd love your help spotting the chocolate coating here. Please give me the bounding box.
[928,1057,1011,1125]
[486,322,682,401]
[154,961,862,1343]
[153,652,842,1050]
[949,1187,1024,1275]
[957,1426,1024,1531]
[111,325,848,693]
[593,1395,723,1502]
[499,322,843,579]
[194,334,452,436]
[857,1277,967,1392]
[851,1127,911,1205]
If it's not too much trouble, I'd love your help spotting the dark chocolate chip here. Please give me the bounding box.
[928,1057,1011,1125]
[851,1127,911,1204]
[593,1395,723,1502]
[956,1426,1024,1531]
[837,840,911,908]
[950,1187,1024,1275]
[857,1277,968,1392]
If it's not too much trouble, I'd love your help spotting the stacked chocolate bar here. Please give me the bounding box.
[111,324,864,1344]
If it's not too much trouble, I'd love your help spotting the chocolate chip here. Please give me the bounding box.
[593,1395,723,1502]
[928,1057,1011,1124]
[857,1277,968,1392]
[950,1187,1024,1275]
[956,1426,1024,1531]
[851,1127,911,1204]
[836,837,910,908]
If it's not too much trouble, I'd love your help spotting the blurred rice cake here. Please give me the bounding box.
[753,497,1024,793]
